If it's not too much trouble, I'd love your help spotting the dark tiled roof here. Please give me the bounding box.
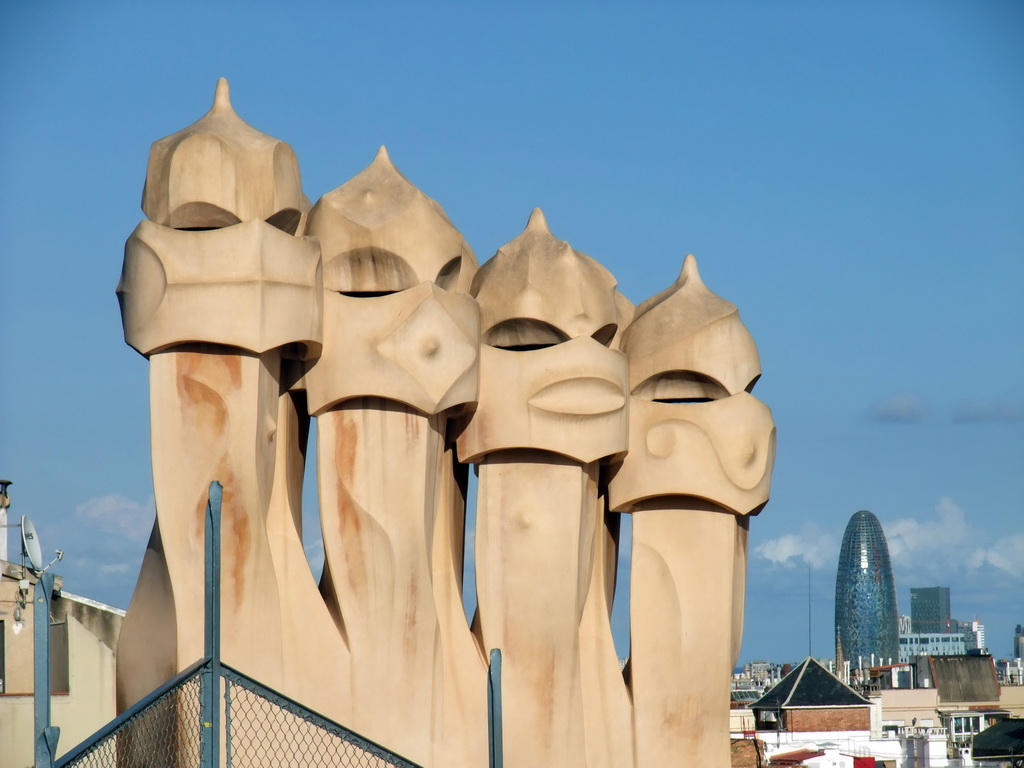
[972,718,1024,759]
[930,655,999,703]
[752,657,871,709]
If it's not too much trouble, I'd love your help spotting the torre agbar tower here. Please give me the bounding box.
[834,510,900,667]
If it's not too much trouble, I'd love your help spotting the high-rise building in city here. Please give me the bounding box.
[898,632,966,663]
[910,586,951,633]
[964,619,986,654]
[835,510,899,666]
[1013,625,1024,659]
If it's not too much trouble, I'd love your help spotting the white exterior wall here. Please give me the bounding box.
[759,730,954,768]
[0,613,119,768]
[898,633,966,663]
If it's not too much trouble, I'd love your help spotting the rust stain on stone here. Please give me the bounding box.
[175,352,234,436]
[219,472,250,606]
[332,413,367,594]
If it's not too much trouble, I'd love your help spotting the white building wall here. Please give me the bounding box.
[898,632,966,663]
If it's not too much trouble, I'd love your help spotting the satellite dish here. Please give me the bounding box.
[21,515,43,571]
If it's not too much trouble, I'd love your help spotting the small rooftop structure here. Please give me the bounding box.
[754,657,871,710]
[930,655,1000,703]
[768,747,825,765]
[971,717,1024,764]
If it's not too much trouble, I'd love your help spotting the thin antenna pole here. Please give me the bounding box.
[807,564,812,658]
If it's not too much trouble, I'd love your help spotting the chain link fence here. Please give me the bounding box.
[221,667,419,768]
[56,662,204,768]
[56,661,420,768]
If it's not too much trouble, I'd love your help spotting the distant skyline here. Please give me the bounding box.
[1,2,1022,664]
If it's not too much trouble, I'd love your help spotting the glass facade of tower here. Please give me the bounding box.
[835,510,899,666]
[910,586,951,633]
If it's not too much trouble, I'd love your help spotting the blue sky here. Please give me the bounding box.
[1,2,1021,664]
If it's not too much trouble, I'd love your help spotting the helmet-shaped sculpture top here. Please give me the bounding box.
[471,208,619,348]
[305,147,477,294]
[142,78,306,232]
[624,254,761,398]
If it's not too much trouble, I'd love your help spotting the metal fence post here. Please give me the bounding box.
[488,648,503,768]
[201,481,223,768]
[34,572,59,768]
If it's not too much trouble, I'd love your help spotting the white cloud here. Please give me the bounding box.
[884,498,1024,588]
[867,392,927,424]
[885,497,970,563]
[755,524,837,569]
[74,494,155,542]
[968,533,1024,578]
[952,396,1024,424]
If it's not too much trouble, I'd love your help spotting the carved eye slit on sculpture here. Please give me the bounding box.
[633,370,729,403]
[590,323,617,347]
[265,208,302,235]
[434,256,464,292]
[484,318,570,351]
[325,247,418,296]
[169,202,242,231]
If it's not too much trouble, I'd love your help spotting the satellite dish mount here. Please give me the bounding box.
[21,515,63,575]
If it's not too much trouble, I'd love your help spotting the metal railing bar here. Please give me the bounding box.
[224,676,233,768]
[219,663,423,768]
[54,657,211,768]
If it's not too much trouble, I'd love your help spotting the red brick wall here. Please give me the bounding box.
[785,707,870,732]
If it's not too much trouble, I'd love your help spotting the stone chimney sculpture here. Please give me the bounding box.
[116,80,775,768]
[607,254,776,767]
[303,146,483,762]
[116,78,322,711]
[456,208,629,768]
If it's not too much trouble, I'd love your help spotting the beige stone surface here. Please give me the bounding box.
[456,210,628,465]
[471,208,618,346]
[142,79,306,232]
[578,507,635,768]
[429,446,488,767]
[621,253,762,399]
[305,146,476,293]
[464,210,631,768]
[265,382,352,722]
[304,281,478,416]
[304,148,482,765]
[474,455,595,768]
[115,82,778,768]
[117,80,318,713]
[628,501,740,768]
[315,402,447,762]
[608,255,776,768]
[118,219,322,359]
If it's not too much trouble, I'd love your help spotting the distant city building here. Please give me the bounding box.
[743,660,784,689]
[910,586,951,633]
[1014,625,1024,660]
[898,614,912,634]
[964,619,987,654]
[898,632,967,663]
[834,510,900,667]
[996,657,1023,685]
